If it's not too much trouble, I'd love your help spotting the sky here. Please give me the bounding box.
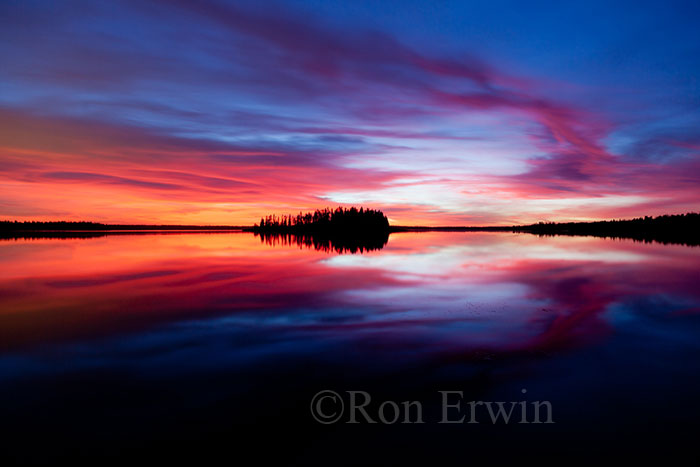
[1,0,699,226]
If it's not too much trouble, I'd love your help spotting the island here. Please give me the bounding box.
[249,207,390,253]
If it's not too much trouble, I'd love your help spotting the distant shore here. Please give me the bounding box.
[2,213,698,246]
[0,221,245,232]
[0,222,246,240]
[393,213,700,246]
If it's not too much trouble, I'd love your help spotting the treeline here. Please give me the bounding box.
[3,212,697,246]
[514,212,700,246]
[0,221,243,231]
[253,207,390,234]
[1,221,107,230]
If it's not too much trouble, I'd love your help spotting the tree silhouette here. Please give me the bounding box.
[252,207,391,253]
[253,207,390,235]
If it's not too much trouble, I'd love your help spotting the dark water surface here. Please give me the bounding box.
[1,232,699,464]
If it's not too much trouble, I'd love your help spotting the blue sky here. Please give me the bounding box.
[1,0,698,224]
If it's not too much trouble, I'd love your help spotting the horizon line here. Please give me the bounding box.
[2,211,698,230]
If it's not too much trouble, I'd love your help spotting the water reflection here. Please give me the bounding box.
[254,230,389,253]
[0,231,698,355]
[1,232,699,462]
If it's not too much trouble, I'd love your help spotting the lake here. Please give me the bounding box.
[1,231,699,463]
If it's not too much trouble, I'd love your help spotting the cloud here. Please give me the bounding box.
[0,0,698,224]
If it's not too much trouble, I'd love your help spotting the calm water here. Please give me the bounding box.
[1,232,699,463]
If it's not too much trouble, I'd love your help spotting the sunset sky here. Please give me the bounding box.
[1,0,699,226]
